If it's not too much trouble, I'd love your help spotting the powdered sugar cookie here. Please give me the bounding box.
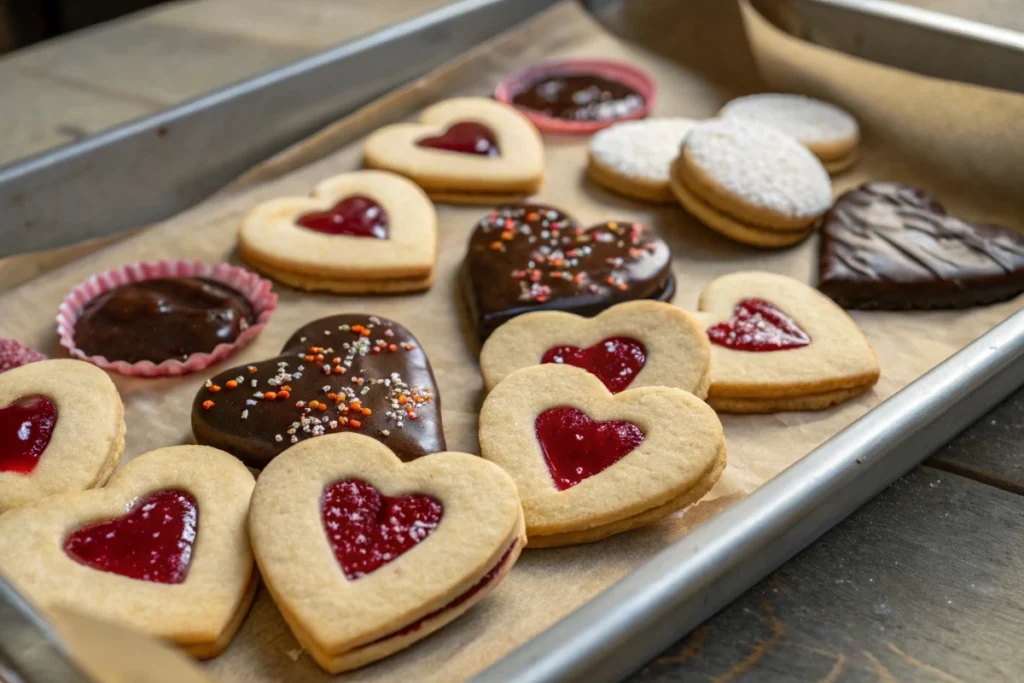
[364,97,544,204]
[250,432,524,673]
[0,445,256,658]
[479,364,725,547]
[698,272,880,413]
[239,170,436,294]
[480,300,710,397]
[587,118,698,202]
[719,93,859,172]
[0,359,124,513]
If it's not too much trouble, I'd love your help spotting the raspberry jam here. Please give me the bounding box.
[63,490,198,584]
[417,122,499,157]
[0,396,57,474]
[296,196,388,239]
[706,298,810,351]
[535,407,644,490]
[542,337,646,393]
[322,479,443,580]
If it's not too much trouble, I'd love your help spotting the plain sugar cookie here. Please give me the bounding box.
[588,118,698,202]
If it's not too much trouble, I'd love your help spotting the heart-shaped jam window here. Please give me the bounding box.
[0,396,57,474]
[542,337,646,394]
[322,479,443,580]
[417,122,499,157]
[706,298,810,352]
[535,407,644,490]
[296,195,389,239]
[63,490,198,584]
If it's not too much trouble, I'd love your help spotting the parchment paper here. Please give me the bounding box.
[0,1,1021,681]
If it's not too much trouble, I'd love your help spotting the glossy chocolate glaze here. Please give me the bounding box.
[191,314,445,468]
[511,74,645,122]
[818,182,1024,309]
[75,278,254,364]
[462,204,674,340]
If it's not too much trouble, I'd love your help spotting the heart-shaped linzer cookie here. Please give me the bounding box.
[239,170,437,294]
[192,314,445,469]
[818,181,1024,309]
[250,432,524,674]
[479,364,725,547]
[0,360,124,513]
[0,445,255,658]
[699,271,880,413]
[479,300,709,395]
[463,204,675,340]
[363,97,544,204]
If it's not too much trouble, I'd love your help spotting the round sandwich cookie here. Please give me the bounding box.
[0,445,256,659]
[0,359,124,513]
[697,271,880,413]
[479,300,710,397]
[363,97,544,205]
[670,118,833,248]
[719,93,859,173]
[239,170,437,294]
[587,118,699,202]
[249,432,525,674]
[479,364,725,547]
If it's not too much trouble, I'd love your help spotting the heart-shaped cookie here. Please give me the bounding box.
[818,182,1024,309]
[479,364,725,547]
[462,203,675,340]
[0,359,124,513]
[239,170,437,294]
[363,97,544,204]
[479,300,710,396]
[250,432,524,673]
[699,271,880,412]
[192,314,445,469]
[0,445,255,658]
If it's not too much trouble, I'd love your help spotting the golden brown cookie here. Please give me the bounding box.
[0,359,124,513]
[479,364,725,547]
[249,432,525,674]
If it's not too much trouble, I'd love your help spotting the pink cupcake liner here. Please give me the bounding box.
[56,259,277,378]
[495,59,657,134]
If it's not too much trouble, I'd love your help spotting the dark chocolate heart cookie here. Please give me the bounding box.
[818,182,1024,309]
[192,314,445,468]
[462,204,674,340]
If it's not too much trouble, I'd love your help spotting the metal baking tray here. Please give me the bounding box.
[1,1,1022,682]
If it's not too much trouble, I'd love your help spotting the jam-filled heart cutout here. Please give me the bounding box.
[322,479,443,580]
[296,195,389,239]
[63,489,198,584]
[0,395,57,474]
[542,337,646,394]
[535,407,644,490]
[707,298,810,352]
[464,204,674,340]
[417,121,499,157]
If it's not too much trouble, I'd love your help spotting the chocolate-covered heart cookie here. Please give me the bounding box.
[818,182,1024,309]
[462,204,674,340]
[192,315,445,468]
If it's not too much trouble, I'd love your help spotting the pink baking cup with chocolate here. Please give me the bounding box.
[495,59,656,134]
[57,260,277,377]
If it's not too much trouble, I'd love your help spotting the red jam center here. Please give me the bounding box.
[417,122,499,157]
[535,407,644,491]
[296,195,389,239]
[0,395,56,474]
[322,479,443,580]
[541,337,646,394]
[706,298,811,352]
[63,490,198,584]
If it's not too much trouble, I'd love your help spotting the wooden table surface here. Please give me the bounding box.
[1,1,1021,681]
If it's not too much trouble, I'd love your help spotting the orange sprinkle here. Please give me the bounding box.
[310,346,324,353]
[403,343,415,351]
[398,395,408,405]
[348,401,361,410]
[489,241,502,251]
[360,328,371,337]
[309,400,320,409]
[348,420,362,429]
[354,377,364,385]
[225,380,238,390]
[264,391,277,401]
[304,355,315,362]
[388,344,397,352]
[208,384,222,393]
[248,366,258,374]
[317,403,328,412]
[278,391,290,400]
[281,385,292,393]
[527,212,539,221]
[202,400,215,410]
[407,411,418,420]
[361,408,372,416]
[332,357,341,365]
[323,367,332,376]
[327,393,338,401]
[351,325,363,334]
[336,367,346,374]
[315,354,325,363]
[414,395,425,404]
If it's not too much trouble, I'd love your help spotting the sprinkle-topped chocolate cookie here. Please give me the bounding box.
[191,314,444,468]
[462,204,674,340]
